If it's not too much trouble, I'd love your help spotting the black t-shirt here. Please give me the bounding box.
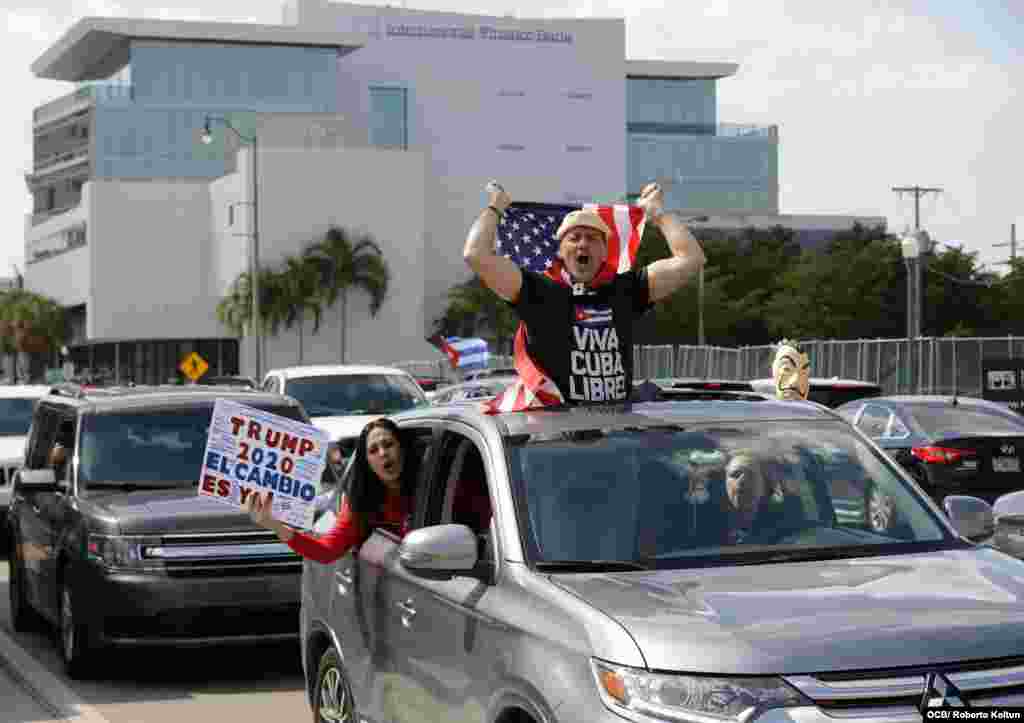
[511,268,653,405]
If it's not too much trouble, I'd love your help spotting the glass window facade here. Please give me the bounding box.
[369,86,408,150]
[626,78,778,213]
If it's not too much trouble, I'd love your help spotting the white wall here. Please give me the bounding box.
[239,143,432,377]
[292,1,628,330]
[24,183,92,307]
[87,178,220,340]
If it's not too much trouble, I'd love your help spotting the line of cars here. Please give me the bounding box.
[3,363,429,679]
[8,357,1024,723]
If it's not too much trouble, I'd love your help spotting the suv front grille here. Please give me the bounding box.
[105,603,300,639]
[786,656,1024,718]
[147,530,302,577]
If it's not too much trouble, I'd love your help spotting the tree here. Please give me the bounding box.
[280,255,324,365]
[215,268,283,337]
[435,277,519,355]
[304,227,390,363]
[0,285,67,382]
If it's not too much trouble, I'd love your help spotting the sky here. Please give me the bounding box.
[4,0,1022,277]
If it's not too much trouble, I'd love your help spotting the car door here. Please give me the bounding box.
[13,403,63,620]
[378,426,499,723]
[34,412,78,619]
[355,424,437,723]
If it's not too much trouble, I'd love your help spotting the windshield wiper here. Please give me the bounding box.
[535,559,650,572]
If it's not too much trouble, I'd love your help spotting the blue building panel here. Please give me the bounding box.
[91,42,338,179]
[129,42,339,112]
[627,132,778,213]
[626,78,716,127]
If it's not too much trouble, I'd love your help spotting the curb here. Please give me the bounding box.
[0,625,111,723]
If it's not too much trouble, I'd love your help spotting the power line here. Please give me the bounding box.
[897,186,942,231]
[993,223,1018,266]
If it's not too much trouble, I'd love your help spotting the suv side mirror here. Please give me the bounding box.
[17,468,62,493]
[944,495,995,542]
[399,524,479,581]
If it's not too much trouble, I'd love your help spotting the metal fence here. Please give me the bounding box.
[634,337,1024,397]
[392,336,1024,397]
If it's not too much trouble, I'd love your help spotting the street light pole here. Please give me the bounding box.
[200,116,261,381]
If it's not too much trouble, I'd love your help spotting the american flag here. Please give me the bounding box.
[485,201,647,414]
[495,202,646,280]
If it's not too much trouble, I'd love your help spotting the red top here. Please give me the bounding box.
[287,491,413,564]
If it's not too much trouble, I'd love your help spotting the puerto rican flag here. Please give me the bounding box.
[484,201,646,414]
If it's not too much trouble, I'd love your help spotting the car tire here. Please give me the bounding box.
[313,647,356,723]
[58,572,98,679]
[8,539,43,633]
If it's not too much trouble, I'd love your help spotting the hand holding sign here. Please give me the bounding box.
[198,399,329,530]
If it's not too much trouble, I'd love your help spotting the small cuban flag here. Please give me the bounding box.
[428,335,489,373]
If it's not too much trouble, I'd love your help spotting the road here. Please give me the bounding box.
[0,545,311,723]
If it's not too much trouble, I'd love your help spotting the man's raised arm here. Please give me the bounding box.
[463,181,523,303]
[637,182,706,303]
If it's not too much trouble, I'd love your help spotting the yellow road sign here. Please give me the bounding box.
[180,351,209,381]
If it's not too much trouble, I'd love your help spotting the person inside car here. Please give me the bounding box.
[245,417,417,564]
[717,449,804,545]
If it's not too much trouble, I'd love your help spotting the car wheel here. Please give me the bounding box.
[313,647,356,723]
[58,573,97,679]
[8,539,42,632]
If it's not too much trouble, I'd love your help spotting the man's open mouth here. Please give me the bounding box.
[577,254,591,267]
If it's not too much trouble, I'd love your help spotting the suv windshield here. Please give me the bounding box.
[285,374,427,417]
[508,420,952,569]
[78,404,305,488]
[0,398,38,436]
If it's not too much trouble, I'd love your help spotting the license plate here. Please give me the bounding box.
[993,457,1021,473]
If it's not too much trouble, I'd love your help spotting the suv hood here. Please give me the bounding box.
[551,548,1024,674]
[85,488,261,536]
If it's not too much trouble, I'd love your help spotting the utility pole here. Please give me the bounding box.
[994,223,1018,266]
[892,186,943,230]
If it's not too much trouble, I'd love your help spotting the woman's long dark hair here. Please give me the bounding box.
[345,417,418,528]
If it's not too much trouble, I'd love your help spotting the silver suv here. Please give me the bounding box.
[300,399,1024,722]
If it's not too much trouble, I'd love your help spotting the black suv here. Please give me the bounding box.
[6,384,320,678]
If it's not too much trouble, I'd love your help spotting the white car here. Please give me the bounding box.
[261,365,429,462]
[0,385,52,518]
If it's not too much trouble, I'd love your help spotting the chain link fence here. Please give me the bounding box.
[634,337,1024,396]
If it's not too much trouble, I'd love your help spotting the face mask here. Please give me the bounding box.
[772,342,810,401]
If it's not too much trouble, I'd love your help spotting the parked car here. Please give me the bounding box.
[195,375,258,389]
[0,384,52,526]
[5,384,328,678]
[261,365,429,464]
[837,394,1024,506]
[750,376,883,408]
[300,397,1024,723]
[653,377,882,408]
[431,375,519,405]
[464,367,517,381]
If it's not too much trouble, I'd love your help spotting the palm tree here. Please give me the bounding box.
[280,255,324,365]
[436,277,519,355]
[216,268,286,338]
[0,284,67,382]
[304,227,390,363]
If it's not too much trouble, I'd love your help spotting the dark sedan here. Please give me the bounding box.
[837,395,1024,504]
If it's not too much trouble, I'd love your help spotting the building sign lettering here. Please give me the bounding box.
[384,23,573,43]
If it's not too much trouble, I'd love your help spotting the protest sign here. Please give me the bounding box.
[198,399,329,530]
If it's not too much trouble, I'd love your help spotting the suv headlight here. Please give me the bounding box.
[591,659,809,722]
[87,534,162,569]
